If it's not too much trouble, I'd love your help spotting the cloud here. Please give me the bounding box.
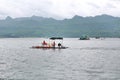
[0,0,120,19]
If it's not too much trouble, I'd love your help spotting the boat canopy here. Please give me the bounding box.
[50,37,63,40]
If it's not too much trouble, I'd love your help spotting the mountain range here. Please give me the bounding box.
[0,14,120,38]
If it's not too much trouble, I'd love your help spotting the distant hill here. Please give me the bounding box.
[0,14,120,38]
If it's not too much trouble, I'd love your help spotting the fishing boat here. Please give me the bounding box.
[95,36,100,39]
[31,37,68,49]
[79,35,90,40]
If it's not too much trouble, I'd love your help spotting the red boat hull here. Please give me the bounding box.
[31,46,68,49]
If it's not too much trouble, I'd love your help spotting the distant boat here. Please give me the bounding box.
[79,35,90,40]
[95,36,100,39]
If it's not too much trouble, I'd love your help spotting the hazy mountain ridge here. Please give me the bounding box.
[0,15,120,38]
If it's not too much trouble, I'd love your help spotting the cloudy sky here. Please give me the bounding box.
[0,0,120,19]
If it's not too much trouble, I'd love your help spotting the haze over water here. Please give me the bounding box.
[0,38,120,80]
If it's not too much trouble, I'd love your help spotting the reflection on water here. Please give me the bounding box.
[0,38,120,80]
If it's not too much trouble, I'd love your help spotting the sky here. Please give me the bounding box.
[0,0,120,19]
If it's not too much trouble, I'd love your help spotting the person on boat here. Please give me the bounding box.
[51,41,56,47]
[42,40,47,46]
[58,43,61,48]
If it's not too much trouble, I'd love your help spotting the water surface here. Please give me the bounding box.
[0,38,120,80]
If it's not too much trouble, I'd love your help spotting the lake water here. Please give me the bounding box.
[0,38,120,80]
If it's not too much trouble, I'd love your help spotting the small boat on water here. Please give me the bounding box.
[31,37,68,49]
[79,35,90,40]
[95,36,100,39]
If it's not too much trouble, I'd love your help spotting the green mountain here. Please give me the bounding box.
[0,14,120,38]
